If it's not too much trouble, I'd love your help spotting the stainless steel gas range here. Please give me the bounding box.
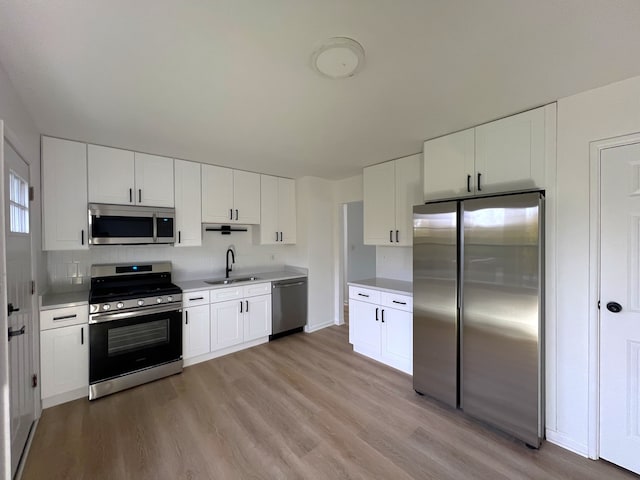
[88,262,183,400]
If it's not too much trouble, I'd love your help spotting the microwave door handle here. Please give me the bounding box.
[152,213,158,243]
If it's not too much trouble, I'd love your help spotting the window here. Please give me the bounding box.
[9,170,29,234]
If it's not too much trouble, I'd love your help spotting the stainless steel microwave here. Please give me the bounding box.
[88,203,175,245]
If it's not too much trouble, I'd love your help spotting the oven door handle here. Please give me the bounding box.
[89,304,182,324]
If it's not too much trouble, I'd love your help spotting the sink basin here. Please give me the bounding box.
[204,276,260,285]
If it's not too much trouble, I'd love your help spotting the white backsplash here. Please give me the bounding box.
[376,246,412,282]
[46,225,296,291]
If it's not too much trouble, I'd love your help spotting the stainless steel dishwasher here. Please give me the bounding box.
[270,277,307,340]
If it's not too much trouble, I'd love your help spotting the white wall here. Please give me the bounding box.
[0,60,41,480]
[376,246,412,282]
[548,75,640,455]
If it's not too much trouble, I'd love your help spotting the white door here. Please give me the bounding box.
[201,164,233,223]
[4,138,35,477]
[394,154,423,246]
[174,160,202,247]
[233,170,261,225]
[183,305,210,359]
[363,162,395,245]
[210,300,243,350]
[87,144,135,204]
[134,152,174,207]
[259,175,279,244]
[600,141,640,475]
[423,128,475,200]
[244,294,272,341]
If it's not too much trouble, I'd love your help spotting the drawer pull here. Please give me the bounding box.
[189,297,204,301]
[53,314,77,321]
[392,300,407,305]
[357,293,369,298]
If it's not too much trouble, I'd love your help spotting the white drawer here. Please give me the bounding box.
[380,292,413,312]
[40,305,88,331]
[348,286,380,304]
[243,282,271,298]
[183,289,210,307]
[210,285,243,303]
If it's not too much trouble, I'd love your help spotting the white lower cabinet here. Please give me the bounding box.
[182,283,272,365]
[40,321,88,408]
[183,305,210,358]
[349,286,413,375]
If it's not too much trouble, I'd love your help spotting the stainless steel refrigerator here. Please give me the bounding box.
[413,191,543,447]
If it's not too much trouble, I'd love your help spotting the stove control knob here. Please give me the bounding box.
[156,297,163,304]
[102,304,111,311]
[167,296,173,302]
[137,300,145,306]
[116,302,124,309]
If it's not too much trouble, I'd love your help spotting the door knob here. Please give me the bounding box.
[606,302,622,313]
[7,303,19,316]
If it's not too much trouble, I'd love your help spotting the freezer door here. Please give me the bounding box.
[413,202,458,407]
[461,192,543,446]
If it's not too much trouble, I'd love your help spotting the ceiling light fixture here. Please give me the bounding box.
[311,37,365,79]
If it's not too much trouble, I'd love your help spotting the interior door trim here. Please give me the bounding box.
[588,131,640,460]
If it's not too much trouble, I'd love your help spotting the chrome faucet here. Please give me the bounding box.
[225,248,235,278]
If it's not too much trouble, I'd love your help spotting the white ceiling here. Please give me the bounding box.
[1,1,640,180]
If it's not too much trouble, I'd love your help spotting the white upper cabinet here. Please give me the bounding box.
[364,153,422,246]
[174,159,202,247]
[474,106,546,195]
[42,137,89,251]
[88,145,174,207]
[257,175,296,245]
[88,145,135,205]
[423,104,555,200]
[133,152,175,207]
[201,165,260,224]
[423,128,475,200]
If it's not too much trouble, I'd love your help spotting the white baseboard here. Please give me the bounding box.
[183,337,268,367]
[42,387,87,409]
[304,321,334,333]
[546,429,589,457]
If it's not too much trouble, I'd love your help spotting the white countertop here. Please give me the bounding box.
[176,270,308,293]
[348,278,413,296]
[40,290,89,310]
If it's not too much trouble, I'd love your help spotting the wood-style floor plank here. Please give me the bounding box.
[22,325,637,480]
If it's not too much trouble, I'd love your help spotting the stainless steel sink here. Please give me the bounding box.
[204,276,259,285]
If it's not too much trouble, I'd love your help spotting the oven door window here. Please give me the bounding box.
[108,319,169,356]
[89,309,182,384]
[92,215,154,238]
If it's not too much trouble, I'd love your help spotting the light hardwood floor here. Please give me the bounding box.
[23,325,636,480]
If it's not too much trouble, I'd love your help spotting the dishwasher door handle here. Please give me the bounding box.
[273,281,306,288]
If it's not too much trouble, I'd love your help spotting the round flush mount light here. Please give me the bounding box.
[311,37,365,79]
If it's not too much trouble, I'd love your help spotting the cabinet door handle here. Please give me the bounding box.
[477,172,482,191]
[235,209,239,221]
[389,230,393,243]
[230,209,233,220]
[81,229,85,245]
[240,301,243,313]
[381,309,385,323]
[395,230,399,243]
[375,307,379,321]
[392,300,407,305]
[129,188,133,203]
[178,231,181,244]
[138,189,142,203]
[280,232,283,242]
[467,174,471,193]
[53,314,77,321]
[357,293,369,298]
[81,327,84,345]
[275,232,279,242]
[185,310,188,325]
[245,300,249,312]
